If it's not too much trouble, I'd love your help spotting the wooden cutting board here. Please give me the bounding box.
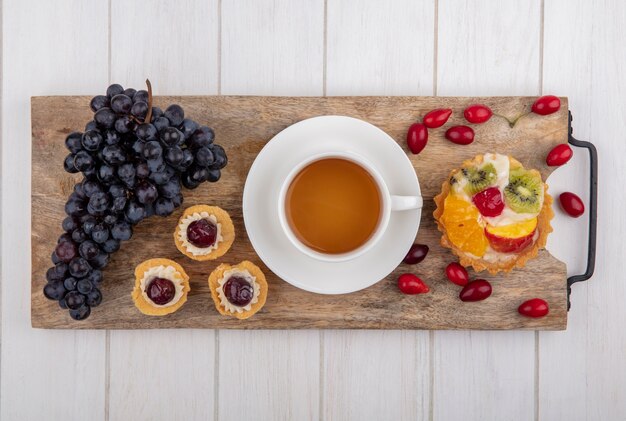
[31,96,569,330]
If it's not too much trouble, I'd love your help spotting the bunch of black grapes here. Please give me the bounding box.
[43,82,227,320]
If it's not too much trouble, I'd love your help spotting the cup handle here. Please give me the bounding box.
[390,195,423,211]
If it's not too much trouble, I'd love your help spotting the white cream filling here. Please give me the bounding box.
[482,207,540,226]
[140,265,185,308]
[177,212,223,256]
[483,153,510,192]
[216,268,260,314]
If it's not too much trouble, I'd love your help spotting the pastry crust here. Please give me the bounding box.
[132,258,190,316]
[174,205,235,261]
[208,261,268,320]
[433,155,554,274]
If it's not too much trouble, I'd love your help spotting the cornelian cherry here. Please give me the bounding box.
[531,95,561,115]
[459,279,492,302]
[464,104,493,124]
[546,144,573,166]
[445,126,474,145]
[518,298,549,317]
[397,274,430,295]
[403,243,429,264]
[559,192,585,217]
[445,262,468,286]
[423,108,452,128]
[472,187,504,217]
[407,123,428,154]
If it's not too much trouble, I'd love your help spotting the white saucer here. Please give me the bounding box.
[242,116,421,294]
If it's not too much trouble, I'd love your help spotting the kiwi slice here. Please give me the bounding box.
[504,169,543,213]
[455,163,497,195]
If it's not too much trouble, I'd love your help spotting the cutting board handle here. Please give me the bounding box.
[567,111,598,310]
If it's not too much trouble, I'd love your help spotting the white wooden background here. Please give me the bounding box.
[1,0,624,420]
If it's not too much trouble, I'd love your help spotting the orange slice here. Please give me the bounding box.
[441,194,488,257]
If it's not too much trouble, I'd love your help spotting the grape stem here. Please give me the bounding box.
[144,78,153,124]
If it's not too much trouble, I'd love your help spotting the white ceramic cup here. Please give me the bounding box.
[277,151,423,262]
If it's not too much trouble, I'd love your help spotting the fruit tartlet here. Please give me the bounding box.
[434,153,553,273]
[174,205,235,261]
[208,261,267,320]
[132,258,190,316]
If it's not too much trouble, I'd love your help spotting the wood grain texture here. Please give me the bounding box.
[433,1,542,420]
[538,1,593,419]
[107,2,219,420]
[323,2,433,419]
[1,1,108,420]
[32,95,568,330]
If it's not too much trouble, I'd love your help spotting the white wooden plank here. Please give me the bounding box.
[108,330,215,420]
[584,2,626,419]
[324,330,429,421]
[538,1,593,419]
[110,0,218,95]
[434,1,541,420]
[438,0,541,96]
[326,0,435,96]
[1,1,108,420]
[434,332,536,419]
[218,2,324,420]
[323,1,434,419]
[217,330,320,421]
[221,0,324,96]
[107,1,218,420]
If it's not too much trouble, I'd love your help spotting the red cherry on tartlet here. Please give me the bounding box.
[472,187,504,217]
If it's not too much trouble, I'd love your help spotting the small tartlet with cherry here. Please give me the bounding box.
[132,204,268,319]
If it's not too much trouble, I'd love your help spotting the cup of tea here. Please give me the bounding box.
[277,151,423,262]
